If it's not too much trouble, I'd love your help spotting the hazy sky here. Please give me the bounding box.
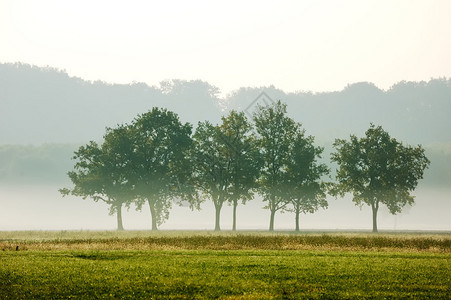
[1,0,450,94]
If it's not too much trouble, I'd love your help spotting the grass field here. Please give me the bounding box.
[1,231,450,299]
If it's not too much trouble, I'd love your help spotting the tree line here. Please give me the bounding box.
[60,101,429,232]
[3,63,451,146]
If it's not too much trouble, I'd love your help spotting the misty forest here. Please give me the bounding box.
[1,63,450,232]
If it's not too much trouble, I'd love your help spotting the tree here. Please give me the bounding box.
[192,121,229,231]
[331,124,430,232]
[61,107,197,231]
[193,112,261,231]
[219,111,261,231]
[60,125,135,230]
[253,100,299,231]
[130,107,196,230]
[283,131,329,231]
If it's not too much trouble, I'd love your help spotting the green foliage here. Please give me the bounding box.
[59,106,432,233]
[61,107,198,231]
[192,111,260,231]
[219,111,261,206]
[60,126,135,230]
[253,101,299,230]
[219,111,262,230]
[253,101,329,231]
[331,124,430,232]
[192,121,229,230]
[130,108,196,229]
[283,130,330,231]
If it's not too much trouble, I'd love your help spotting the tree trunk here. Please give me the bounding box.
[148,199,158,231]
[232,199,238,231]
[295,208,300,232]
[371,201,379,233]
[269,209,276,231]
[214,203,222,231]
[116,203,124,231]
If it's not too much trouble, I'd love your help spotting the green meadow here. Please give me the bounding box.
[1,231,450,299]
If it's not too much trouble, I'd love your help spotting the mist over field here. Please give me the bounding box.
[1,63,450,231]
[1,184,450,231]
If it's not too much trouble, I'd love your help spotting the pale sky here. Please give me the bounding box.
[1,0,450,94]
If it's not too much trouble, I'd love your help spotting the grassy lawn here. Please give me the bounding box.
[1,231,450,299]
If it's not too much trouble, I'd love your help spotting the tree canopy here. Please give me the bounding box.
[61,104,432,232]
[331,124,430,232]
[253,100,300,231]
[61,108,198,230]
[282,131,330,231]
[60,125,135,230]
[130,108,196,230]
[219,111,261,230]
[192,121,229,231]
[191,111,261,231]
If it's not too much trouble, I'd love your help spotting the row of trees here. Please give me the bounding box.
[61,101,429,232]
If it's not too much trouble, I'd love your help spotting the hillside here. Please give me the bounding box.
[2,63,451,146]
[0,63,222,144]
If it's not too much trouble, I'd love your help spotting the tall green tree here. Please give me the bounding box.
[331,124,430,232]
[192,121,229,231]
[283,131,329,232]
[130,107,196,230]
[193,111,261,231]
[253,100,299,231]
[220,111,261,231]
[60,125,134,230]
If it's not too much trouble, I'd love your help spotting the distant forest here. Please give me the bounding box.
[1,62,450,187]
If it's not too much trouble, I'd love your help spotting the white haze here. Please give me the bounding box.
[1,185,449,231]
[1,0,451,95]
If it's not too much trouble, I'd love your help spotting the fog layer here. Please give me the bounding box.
[1,63,450,231]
